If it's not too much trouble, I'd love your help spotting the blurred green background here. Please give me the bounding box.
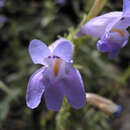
[0,0,130,130]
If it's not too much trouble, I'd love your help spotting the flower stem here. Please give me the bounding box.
[0,81,10,95]
[67,0,107,41]
[79,0,107,29]
[88,0,108,19]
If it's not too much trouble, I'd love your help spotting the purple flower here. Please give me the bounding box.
[0,0,6,7]
[26,38,86,111]
[54,0,66,5]
[0,15,7,24]
[77,0,130,59]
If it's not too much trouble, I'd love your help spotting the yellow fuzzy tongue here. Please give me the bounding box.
[111,28,125,38]
[53,59,60,76]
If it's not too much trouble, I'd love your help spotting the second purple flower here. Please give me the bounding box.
[77,0,130,59]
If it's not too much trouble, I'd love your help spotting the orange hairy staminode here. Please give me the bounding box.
[111,28,125,37]
[53,59,60,76]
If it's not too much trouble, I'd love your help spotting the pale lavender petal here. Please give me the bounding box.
[76,12,122,38]
[123,0,130,16]
[44,80,64,111]
[106,27,129,45]
[26,67,46,109]
[29,39,51,65]
[63,65,86,109]
[106,17,130,32]
[117,17,130,29]
[49,38,73,63]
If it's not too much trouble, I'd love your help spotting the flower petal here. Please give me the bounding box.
[0,0,5,7]
[97,32,125,59]
[123,0,130,16]
[54,0,66,5]
[76,12,122,38]
[49,38,74,63]
[29,39,51,65]
[108,48,120,59]
[44,79,64,111]
[105,26,129,46]
[97,40,111,52]
[26,67,46,109]
[63,65,86,109]
[121,39,129,47]
[0,15,7,24]
[106,16,130,33]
